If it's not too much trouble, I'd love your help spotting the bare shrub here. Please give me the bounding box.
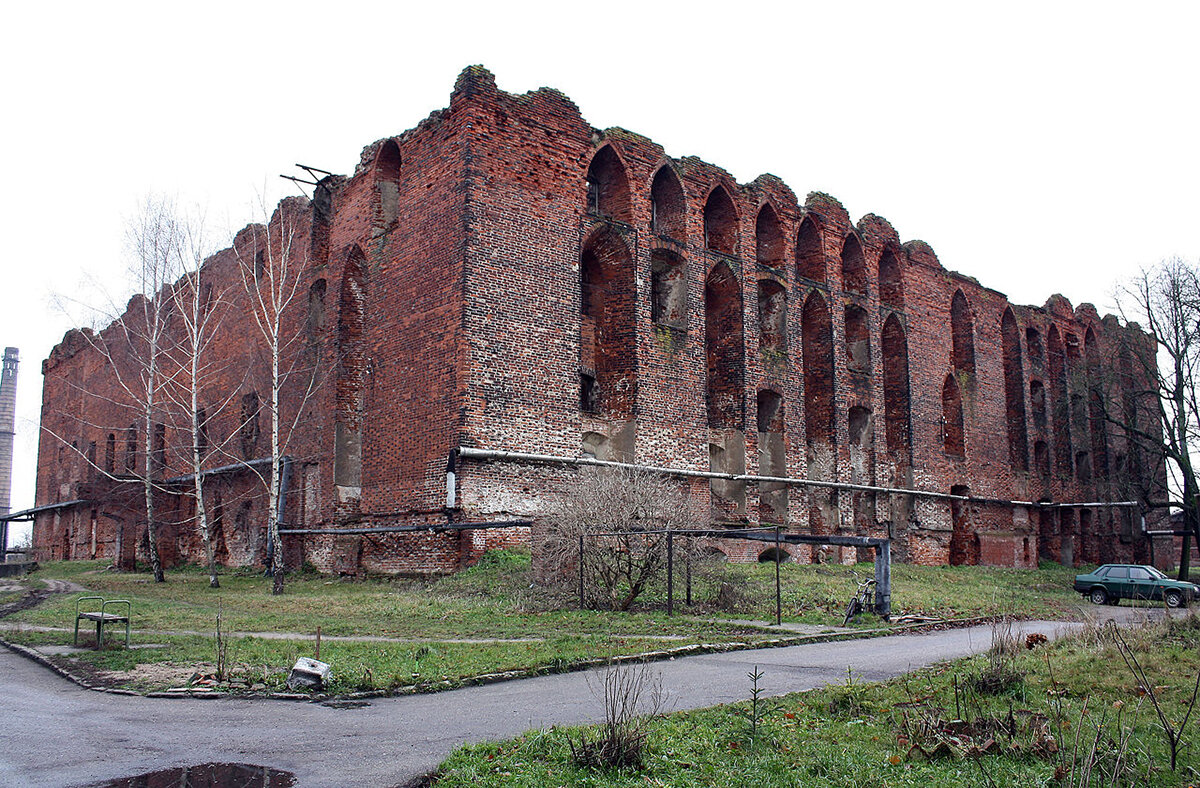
[535,467,691,610]
[568,661,666,770]
[970,617,1026,695]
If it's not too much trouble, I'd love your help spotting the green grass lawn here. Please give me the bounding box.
[436,615,1200,786]
[0,551,1089,695]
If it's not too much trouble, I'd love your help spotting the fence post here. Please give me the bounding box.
[873,540,892,618]
[775,526,782,626]
[667,530,674,617]
[578,533,585,610]
[686,536,693,606]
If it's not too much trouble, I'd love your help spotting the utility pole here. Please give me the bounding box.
[0,347,18,560]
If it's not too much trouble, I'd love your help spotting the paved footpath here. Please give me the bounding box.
[0,619,1079,788]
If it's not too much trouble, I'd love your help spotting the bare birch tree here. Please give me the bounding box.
[1112,257,1200,578]
[62,196,187,581]
[235,197,318,595]
[162,214,236,588]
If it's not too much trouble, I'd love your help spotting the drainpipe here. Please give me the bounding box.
[455,447,1138,509]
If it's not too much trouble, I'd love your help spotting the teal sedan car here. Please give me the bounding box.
[1074,564,1200,607]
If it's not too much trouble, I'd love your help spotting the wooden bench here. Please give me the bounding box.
[73,596,131,649]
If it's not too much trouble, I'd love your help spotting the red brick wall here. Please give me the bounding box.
[33,66,1162,573]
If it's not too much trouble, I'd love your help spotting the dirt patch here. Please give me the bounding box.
[100,661,219,689]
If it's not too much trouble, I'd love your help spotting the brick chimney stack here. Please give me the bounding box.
[0,347,17,558]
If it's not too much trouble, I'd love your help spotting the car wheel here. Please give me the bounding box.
[1165,590,1185,608]
[1089,587,1108,605]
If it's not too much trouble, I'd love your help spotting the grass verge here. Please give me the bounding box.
[1,552,1088,695]
[435,614,1200,786]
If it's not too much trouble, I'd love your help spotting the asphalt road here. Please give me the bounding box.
[0,619,1079,788]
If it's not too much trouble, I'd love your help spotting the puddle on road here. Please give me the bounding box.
[93,762,296,787]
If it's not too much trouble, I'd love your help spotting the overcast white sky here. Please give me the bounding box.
[2,1,1198,542]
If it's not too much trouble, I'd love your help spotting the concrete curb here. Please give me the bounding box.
[0,615,999,702]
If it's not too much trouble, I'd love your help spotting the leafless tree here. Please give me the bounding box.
[51,197,189,580]
[161,213,236,588]
[1112,257,1200,578]
[234,197,319,595]
[536,467,692,610]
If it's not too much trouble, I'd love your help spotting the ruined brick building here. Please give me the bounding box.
[28,66,1163,574]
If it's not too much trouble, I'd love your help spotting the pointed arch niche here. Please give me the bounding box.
[841,234,866,295]
[650,165,686,240]
[585,145,632,222]
[650,249,687,329]
[878,249,904,309]
[796,216,824,283]
[881,314,911,458]
[1047,326,1073,476]
[334,246,368,495]
[942,374,965,457]
[755,204,784,269]
[801,291,834,449]
[705,262,744,428]
[1085,328,1108,478]
[1002,309,1029,471]
[951,290,975,374]
[757,280,787,353]
[374,140,401,233]
[756,389,787,522]
[704,187,738,256]
[580,228,637,418]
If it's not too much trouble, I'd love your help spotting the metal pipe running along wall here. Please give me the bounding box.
[454,447,1139,510]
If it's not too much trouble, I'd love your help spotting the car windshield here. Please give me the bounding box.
[1146,566,1168,580]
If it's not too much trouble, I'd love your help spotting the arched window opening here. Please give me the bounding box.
[650,249,687,329]
[758,547,789,563]
[881,314,911,456]
[581,229,637,418]
[1085,328,1108,478]
[756,389,787,522]
[375,139,402,231]
[307,279,327,342]
[1026,327,1044,368]
[104,433,115,474]
[1002,309,1029,471]
[239,393,259,461]
[841,234,867,295]
[942,374,965,457]
[1030,379,1047,430]
[1034,441,1050,477]
[1047,326,1073,477]
[755,204,784,269]
[703,187,738,256]
[951,290,975,374]
[705,263,744,428]
[254,250,266,281]
[844,304,870,373]
[87,441,97,480]
[650,165,686,240]
[585,145,632,223]
[1076,451,1093,483]
[878,249,904,309]
[801,292,834,447]
[334,246,368,491]
[757,280,787,353]
[796,216,824,283]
